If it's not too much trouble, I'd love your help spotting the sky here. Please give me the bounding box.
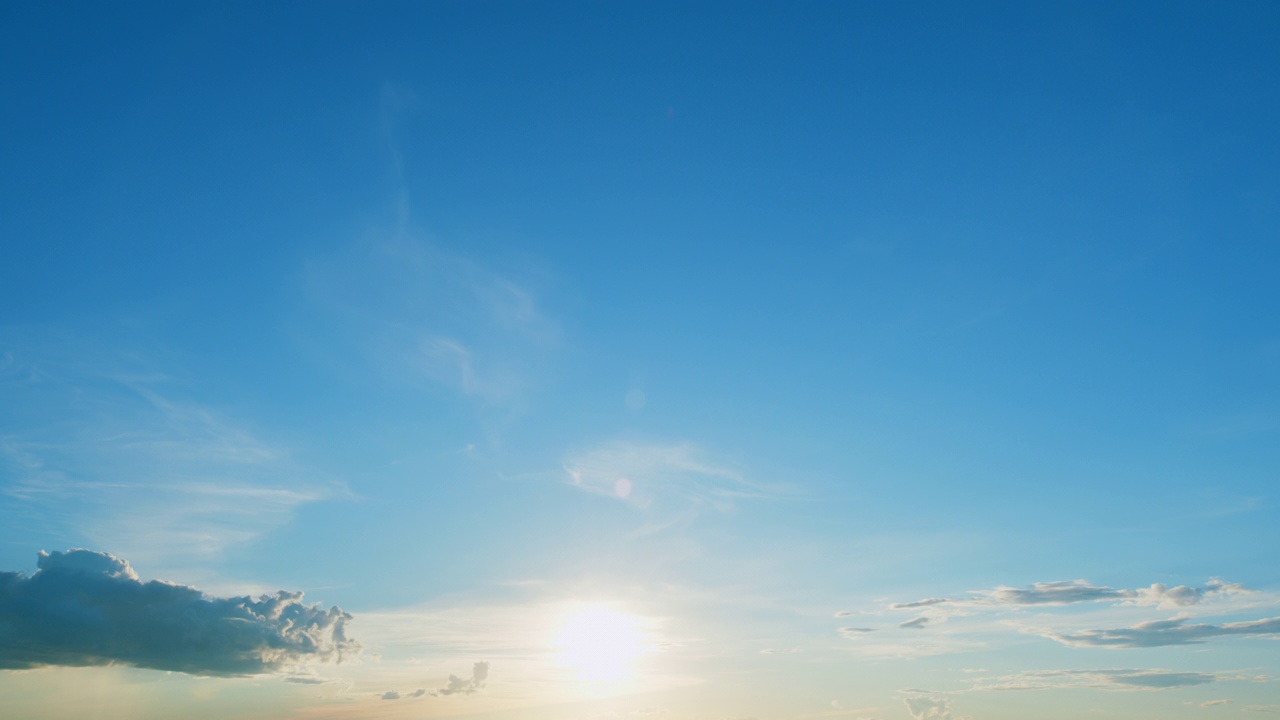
[2,1,1279,719]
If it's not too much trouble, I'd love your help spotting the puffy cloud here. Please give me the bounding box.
[904,696,967,720]
[435,661,489,696]
[381,691,401,700]
[0,549,356,676]
[1039,616,1280,648]
[1122,580,1250,609]
[969,668,1217,691]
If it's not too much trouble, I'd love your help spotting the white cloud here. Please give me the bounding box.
[0,549,356,676]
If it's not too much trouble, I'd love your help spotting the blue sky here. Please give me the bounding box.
[2,2,1279,719]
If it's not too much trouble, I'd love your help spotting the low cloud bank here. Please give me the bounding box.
[0,549,357,676]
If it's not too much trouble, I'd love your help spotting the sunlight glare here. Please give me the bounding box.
[554,604,645,681]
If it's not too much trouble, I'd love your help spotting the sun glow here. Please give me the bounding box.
[554,604,646,681]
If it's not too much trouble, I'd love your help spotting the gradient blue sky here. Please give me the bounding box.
[3,2,1279,719]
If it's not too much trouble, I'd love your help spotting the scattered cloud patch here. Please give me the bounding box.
[892,597,949,610]
[1039,616,1280,648]
[1201,699,1233,707]
[904,696,968,720]
[435,661,489,696]
[0,549,356,676]
[840,626,877,637]
[970,668,1217,691]
[381,691,401,700]
[900,616,931,630]
[760,647,802,654]
[891,579,1253,611]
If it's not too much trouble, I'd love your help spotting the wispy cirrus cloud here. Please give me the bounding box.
[0,335,336,570]
[561,440,762,518]
[303,234,558,406]
[0,549,356,676]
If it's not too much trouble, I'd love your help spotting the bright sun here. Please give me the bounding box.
[554,604,646,681]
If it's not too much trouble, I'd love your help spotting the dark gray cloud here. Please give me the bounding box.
[0,549,356,676]
[1042,616,1280,648]
[435,661,489,696]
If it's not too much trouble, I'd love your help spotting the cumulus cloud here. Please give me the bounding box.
[969,668,1217,691]
[435,661,489,696]
[0,549,356,676]
[1039,616,1280,648]
[904,696,967,720]
[381,691,401,700]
